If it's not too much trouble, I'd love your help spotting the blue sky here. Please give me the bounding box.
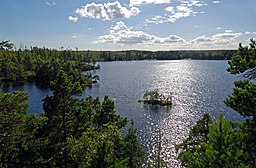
[0,0,256,50]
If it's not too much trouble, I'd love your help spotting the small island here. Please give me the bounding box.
[138,89,172,106]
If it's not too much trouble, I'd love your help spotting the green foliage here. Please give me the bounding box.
[0,90,46,167]
[34,71,143,167]
[178,39,256,168]
[206,114,245,167]
[143,89,163,101]
[69,124,129,168]
[178,114,247,168]
[139,89,172,106]
[123,120,145,168]
[0,67,145,167]
[0,40,14,50]
[227,39,256,79]
[176,114,212,153]
[225,39,256,166]
[69,120,145,168]
[97,50,235,61]
[93,96,128,131]
[238,119,256,166]
[0,44,100,86]
[225,80,256,118]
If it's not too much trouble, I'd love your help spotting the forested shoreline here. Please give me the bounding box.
[0,42,100,85]
[96,49,235,61]
[0,39,255,167]
[0,40,235,85]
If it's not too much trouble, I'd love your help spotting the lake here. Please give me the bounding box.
[0,60,244,167]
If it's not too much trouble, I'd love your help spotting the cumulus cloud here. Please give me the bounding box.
[213,1,220,4]
[182,0,207,7]
[68,16,78,22]
[96,21,244,50]
[145,15,166,24]
[146,0,206,24]
[161,35,185,43]
[165,6,174,12]
[129,0,170,6]
[190,31,243,48]
[191,35,213,44]
[75,2,109,20]
[244,31,256,35]
[245,31,251,35]
[72,1,140,22]
[95,21,186,46]
[111,21,128,31]
[225,30,233,33]
[212,32,242,39]
[105,1,140,19]
[46,1,56,6]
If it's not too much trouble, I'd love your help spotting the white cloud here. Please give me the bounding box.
[96,22,245,50]
[129,0,170,6]
[213,1,220,4]
[147,0,206,24]
[145,15,166,24]
[225,30,233,33]
[68,16,78,22]
[73,1,140,22]
[194,31,243,47]
[244,31,256,35]
[161,35,185,43]
[46,1,56,6]
[165,6,174,12]
[182,0,207,7]
[95,21,186,46]
[216,27,222,30]
[176,5,192,12]
[111,21,128,31]
[75,2,109,20]
[167,4,197,23]
[190,31,243,48]
[212,32,242,39]
[191,35,213,44]
[104,1,140,19]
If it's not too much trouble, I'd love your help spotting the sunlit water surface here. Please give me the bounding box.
[1,60,244,167]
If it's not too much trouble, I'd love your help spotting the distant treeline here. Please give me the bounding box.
[97,50,236,61]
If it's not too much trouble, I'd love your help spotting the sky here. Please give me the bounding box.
[0,0,256,51]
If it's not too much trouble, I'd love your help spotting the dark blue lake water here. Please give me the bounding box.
[0,60,244,167]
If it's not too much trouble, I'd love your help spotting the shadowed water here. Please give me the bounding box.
[1,60,244,167]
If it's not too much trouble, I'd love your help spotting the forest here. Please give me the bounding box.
[0,39,255,167]
[97,50,235,61]
[0,41,100,86]
[176,39,256,168]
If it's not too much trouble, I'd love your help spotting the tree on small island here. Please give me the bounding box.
[138,89,172,106]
